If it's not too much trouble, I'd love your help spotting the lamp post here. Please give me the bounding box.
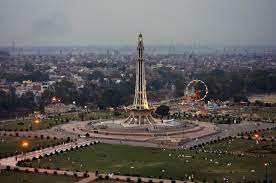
[51,96,58,114]
[32,118,41,130]
[254,134,259,144]
[34,118,41,125]
[20,140,29,161]
[264,163,269,183]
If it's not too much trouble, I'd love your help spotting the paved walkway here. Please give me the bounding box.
[76,174,97,183]
[0,139,99,167]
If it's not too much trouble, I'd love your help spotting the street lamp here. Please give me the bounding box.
[21,141,29,148]
[20,140,29,161]
[52,96,57,103]
[264,163,269,182]
[51,96,60,114]
[34,118,40,124]
[254,134,259,144]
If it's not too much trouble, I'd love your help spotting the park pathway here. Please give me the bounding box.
[0,139,99,167]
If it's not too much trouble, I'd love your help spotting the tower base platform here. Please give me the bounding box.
[123,108,161,126]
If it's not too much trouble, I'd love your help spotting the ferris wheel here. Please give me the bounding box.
[185,79,208,102]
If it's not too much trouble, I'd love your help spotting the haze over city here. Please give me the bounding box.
[0,0,275,47]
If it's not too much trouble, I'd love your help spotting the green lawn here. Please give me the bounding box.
[93,181,125,183]
[61,111,127,121]
[0,170,79,183]
[0,136,63,157]
[0,111,126,131]
[0,118,66,131]
[230,106,276,121]
[261,129,276,138]
[23,140,276,183]
[202,138,276,156]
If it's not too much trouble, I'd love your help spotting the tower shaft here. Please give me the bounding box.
[133,33,149,109]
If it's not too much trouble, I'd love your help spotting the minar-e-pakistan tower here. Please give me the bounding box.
[124,33,160,125]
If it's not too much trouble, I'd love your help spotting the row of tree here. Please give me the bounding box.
[1,69,276,116]
[195,69,276,101]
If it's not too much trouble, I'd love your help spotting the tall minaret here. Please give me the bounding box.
[124,33,160,126]
[133,33,149,110]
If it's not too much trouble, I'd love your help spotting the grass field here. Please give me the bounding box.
[24,139,276,183]
[0,136,63,157]
[229,106,276,121]
[61,111,127,121]
[202,138,276,156]
[0,170,79,183]
[261,129,276,138]
[0,111,126,131]
[0,118,66,131]
[93,181,125,183]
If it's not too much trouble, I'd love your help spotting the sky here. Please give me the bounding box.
[0,0,275,47]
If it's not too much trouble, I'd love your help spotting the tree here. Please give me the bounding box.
[19,91,35,109]
[23,63,35,72]
[155,105,170,118]
[78,112,85,121]
[88,70,104,80]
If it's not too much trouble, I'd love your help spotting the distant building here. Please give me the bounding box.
[44,103,76,114]
[0,50,10,58]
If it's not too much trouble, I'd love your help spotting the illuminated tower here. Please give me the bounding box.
[124,33,160,125]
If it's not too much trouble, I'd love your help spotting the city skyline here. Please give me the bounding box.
[0,0,275,47]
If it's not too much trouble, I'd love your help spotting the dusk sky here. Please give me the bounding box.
[0,0,275,47]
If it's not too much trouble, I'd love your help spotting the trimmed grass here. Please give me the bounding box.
[0,136,63,157]
[93,181,126,183]
[0,170,79,183]
[203,138,276,157]
[231,106,276,121]
[0,111,126,131]
[261,129,276,138]
[61,111,127,121]
[24,140,276,183]
[0,118,66,131]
